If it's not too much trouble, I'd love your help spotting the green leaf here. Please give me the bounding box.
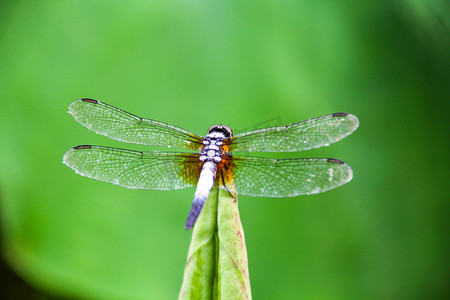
[179,186,252,300]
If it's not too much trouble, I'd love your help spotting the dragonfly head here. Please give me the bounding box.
[207,125,233,139]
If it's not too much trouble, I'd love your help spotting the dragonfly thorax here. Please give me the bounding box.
[199,140,223,163]
[199,128,230,163]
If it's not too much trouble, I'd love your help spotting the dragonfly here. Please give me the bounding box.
[63,99,359,230]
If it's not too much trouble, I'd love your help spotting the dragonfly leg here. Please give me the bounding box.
[220,169,237,202]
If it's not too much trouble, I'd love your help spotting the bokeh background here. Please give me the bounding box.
[1,1,448,299]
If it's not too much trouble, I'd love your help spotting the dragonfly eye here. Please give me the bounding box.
[207,125,233,138]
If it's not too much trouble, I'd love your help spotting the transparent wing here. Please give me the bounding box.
[230,113,359,152]
[63,145,202,190]
[230,156,353,197]
[68,99,204,150]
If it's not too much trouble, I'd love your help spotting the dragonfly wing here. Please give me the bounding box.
[63,145,202,190]
[230,113,359,152]
[68,99,204,150]
[231,155,353,197]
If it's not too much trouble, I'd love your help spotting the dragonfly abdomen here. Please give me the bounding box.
[185,161,217,230]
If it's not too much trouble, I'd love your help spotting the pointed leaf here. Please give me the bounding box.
[179,184,251,299]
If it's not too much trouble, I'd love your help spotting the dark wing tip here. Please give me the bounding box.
[327,158,345,164]
[73,145,93,149]
[80,98,98,103]
[332,112,359,133]
[332,112,348,117]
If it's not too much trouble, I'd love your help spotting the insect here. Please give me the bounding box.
[63,99,359,230]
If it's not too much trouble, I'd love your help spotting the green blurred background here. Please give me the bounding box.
[0,1,448,299]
